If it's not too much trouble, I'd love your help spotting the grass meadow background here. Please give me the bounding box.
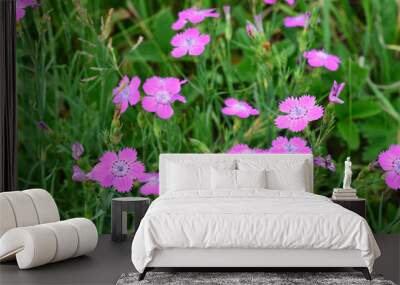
[16,0,399,233]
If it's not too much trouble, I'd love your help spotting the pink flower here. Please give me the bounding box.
[246,14,264,38]
[221,98,260,119]
[246,21,257,38]
[16,0,37,21]
[72,142,84,160]
[274,95,324,132]
[113,76,141,114]
[171,28,210,58]
[284,13,310,28]
[264,0,295,5]
[171,8,219,30]
[314,155,336,172]
[269,137,311,154]
[139,173,159,196]
[72,165,87,182]
[329,80,345,104]
[228,144,266,154]
[88,148,145,193]
[303,49,341,71]
[141,76,186,120]
[223,5,231,19]
[378,145,400,190]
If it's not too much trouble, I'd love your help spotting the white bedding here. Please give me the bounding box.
[131,190,380,273]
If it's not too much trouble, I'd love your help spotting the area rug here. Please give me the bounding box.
[116,271,395,285]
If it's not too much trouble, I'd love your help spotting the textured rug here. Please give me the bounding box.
[116,271,395,285]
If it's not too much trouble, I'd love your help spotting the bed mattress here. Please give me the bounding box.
[131,190,380,273]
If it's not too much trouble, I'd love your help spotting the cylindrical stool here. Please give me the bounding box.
[111,197,150,242]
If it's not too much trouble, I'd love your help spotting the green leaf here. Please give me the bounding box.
[351,101,381,119]
[128,42,163,62]
[335,100,381,120]
[381,0,397,43]
[337,120,360,150]
[152,8,174,52]
[359,115,397,161]
[345,60,369,93]
[189,138,211,153]
[367,79,400,124]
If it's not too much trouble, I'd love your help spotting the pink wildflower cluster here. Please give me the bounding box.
[113,76,141,114]
[246,14,264,38]
[221,98,259,119]
[275,95,324,132]
[170,8,219,58]
[314,155,336,172]
[269,137,311,154]
[72,145,159,195]
[329,80,345,104]
[142,77,187,119]
[378,145,400,190]
[228,136,311,155]
[139,173,160,195]
[112,76,187,120]
[172,8,219,30]
[303,50,341,71]
[264,0,295,6]
[16,0,37,21]
[171,28,210,58]
[284,13,310,28]
[228,144,266,154]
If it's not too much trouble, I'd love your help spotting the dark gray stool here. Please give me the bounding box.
[111,197,150,242]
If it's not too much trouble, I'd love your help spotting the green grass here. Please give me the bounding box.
[17,0,400,233]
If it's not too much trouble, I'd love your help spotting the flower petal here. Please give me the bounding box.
[140,182,159,195]
[188,44,206,56]
[143,76,162,96]
[156,104,174,119]
[274,115,291,129]
[163,77,182,94]
[222,107,236,116]
[325,55,341,71]
[307,106,324,121]
[271,136,289,148]
[385,171,400,190]
[171,18,187,30]
[279,97,298,113]
[129,90,141,106]
[118,148,137,162]
[171,47,188,58]
[172,94,187,103]
[129,161,146,180]
[141,96,158,112]
[224,98,239,106]
[378,145,400,171]
[288,118,309,132]
[113,176,134,193]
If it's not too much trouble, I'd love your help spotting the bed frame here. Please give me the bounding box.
[138,154,372,281]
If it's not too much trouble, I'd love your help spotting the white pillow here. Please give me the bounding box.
[237,159,309,191]
[236,169,267,189]
[167,162,211,191]
[211,168,236,191]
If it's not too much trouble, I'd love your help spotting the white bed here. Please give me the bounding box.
[131,154,380,280]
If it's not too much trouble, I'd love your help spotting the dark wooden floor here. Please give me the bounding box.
[0,234,398,285]
[0,235,134,285]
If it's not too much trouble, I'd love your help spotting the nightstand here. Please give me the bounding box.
[331,198,366,219]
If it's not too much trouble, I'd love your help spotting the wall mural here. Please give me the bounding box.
[16,0,399,234]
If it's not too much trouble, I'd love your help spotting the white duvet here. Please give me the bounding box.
[131,190,380,273]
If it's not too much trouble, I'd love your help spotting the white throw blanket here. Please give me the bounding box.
[131,190,380,272]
